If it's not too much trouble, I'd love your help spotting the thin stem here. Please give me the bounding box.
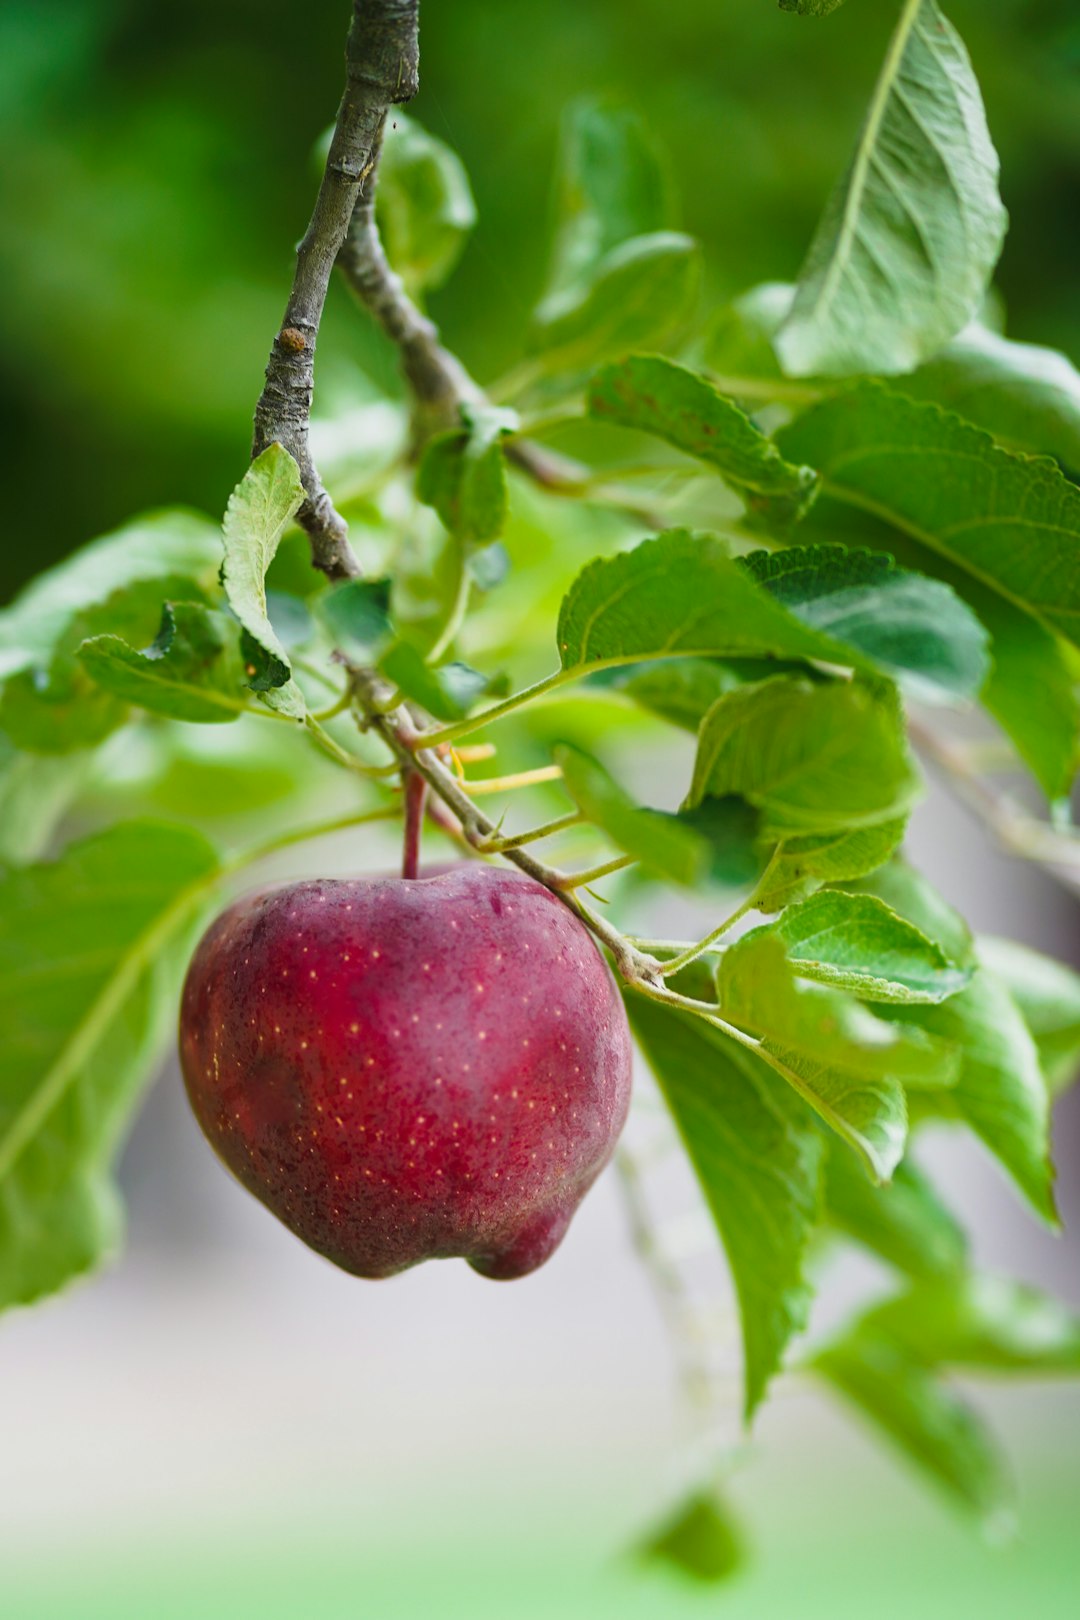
[453,743,498,764]
[304,714,395,777]
[479,811,584,852]
[229,804,401,870]
[418,670,570,749]
[658,849,783,976]
[291,654,343,693]
[909,716,1080,895]
[401,769,427,879]
[506,438,670,527]
[556,854,636,890]
[252,0,420,579]
[424,562,472,665]
[310,690,353,722]
[615,1145,717,1419]
[461,764,564,796]
[346,667,666,989]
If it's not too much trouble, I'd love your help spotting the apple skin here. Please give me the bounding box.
[179,863,632,1280]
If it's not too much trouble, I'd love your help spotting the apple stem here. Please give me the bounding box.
[402,769,428,880]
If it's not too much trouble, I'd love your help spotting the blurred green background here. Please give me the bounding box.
[1,0,1078,602]
[4,4,1080,1616]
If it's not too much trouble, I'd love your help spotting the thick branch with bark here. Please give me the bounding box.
[253,0,420,579]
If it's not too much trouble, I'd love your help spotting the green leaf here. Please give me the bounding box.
[316,579,395,663]
[717,930,951,1181]
[778,385,1080,797]
[739,545,990,708]
[221,444,305,689]
[823,1146,968,1280]
[613,659,748,732]
[638,1490,744,1583]
[627,993,823,1418]
[416,404,517,547]
[0,745,89,865]
[0,511,223,681]
[757,818,907,913]
[775,0,1007,376]
[704,281,791,389]
[379,641,490,723]
[78,603,249,724]
[855,1275,1080,1373]
[678,797,769,890]
[558,533,831,673]
[553,745,761,889]
[892,971,1055,1223]
[553,744,710,886]
[848,864,1055,1220]
[540,97,674,307]
[769,890,971,1004]
[811,1336,1010,1522]
[0,821,221,1311]
[967,580,1080,803]
[777,384,1080,656]
[977,935,1080,1097]
[559,532,986,709]
[376,112,477,295]
[0,664,128,755]
[258,679,308,721]
[849,858,975,968]
[687,675,919,838]
[587,354,819,528]
[531,231,701,370]
[788,497,1080,801]
[898,322,1080,474]
[0,575,212,756]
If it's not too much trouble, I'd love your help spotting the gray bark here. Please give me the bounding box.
[253,1,420,579]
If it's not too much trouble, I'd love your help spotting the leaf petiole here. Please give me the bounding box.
[460,763,564,796]
[417,669,569,749]
[557,853,637,890]
[658,848,784,976]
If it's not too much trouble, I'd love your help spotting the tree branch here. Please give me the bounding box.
[908,717,1080,901]
[338,178,483,433]
[253,0,420,580]
[346,667,666,986]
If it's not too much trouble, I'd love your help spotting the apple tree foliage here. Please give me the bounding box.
[4,0,1080,1583]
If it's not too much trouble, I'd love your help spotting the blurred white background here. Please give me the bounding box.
[3,769,1080,1619]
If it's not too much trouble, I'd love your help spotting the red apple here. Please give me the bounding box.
[179,863,632,1279]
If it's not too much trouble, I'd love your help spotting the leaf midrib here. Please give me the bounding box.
[820,479,1080,635]
[0,865,221,1182]
[799,0,927,331]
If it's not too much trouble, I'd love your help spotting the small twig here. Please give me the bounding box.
[658,848,783,976]
[253,0,420,579]
[908,716,1080,900]
[615,1144,717,1417]
[460,764,564,796]
[478,811,584,852]
[401,767,428,878]
[338,203,483,437]
[556,854,636,891]
[347,667,664,987]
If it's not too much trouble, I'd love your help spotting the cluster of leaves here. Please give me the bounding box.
[4,0,1080,1585]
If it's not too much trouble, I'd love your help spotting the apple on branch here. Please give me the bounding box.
[179,864,633,1279]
